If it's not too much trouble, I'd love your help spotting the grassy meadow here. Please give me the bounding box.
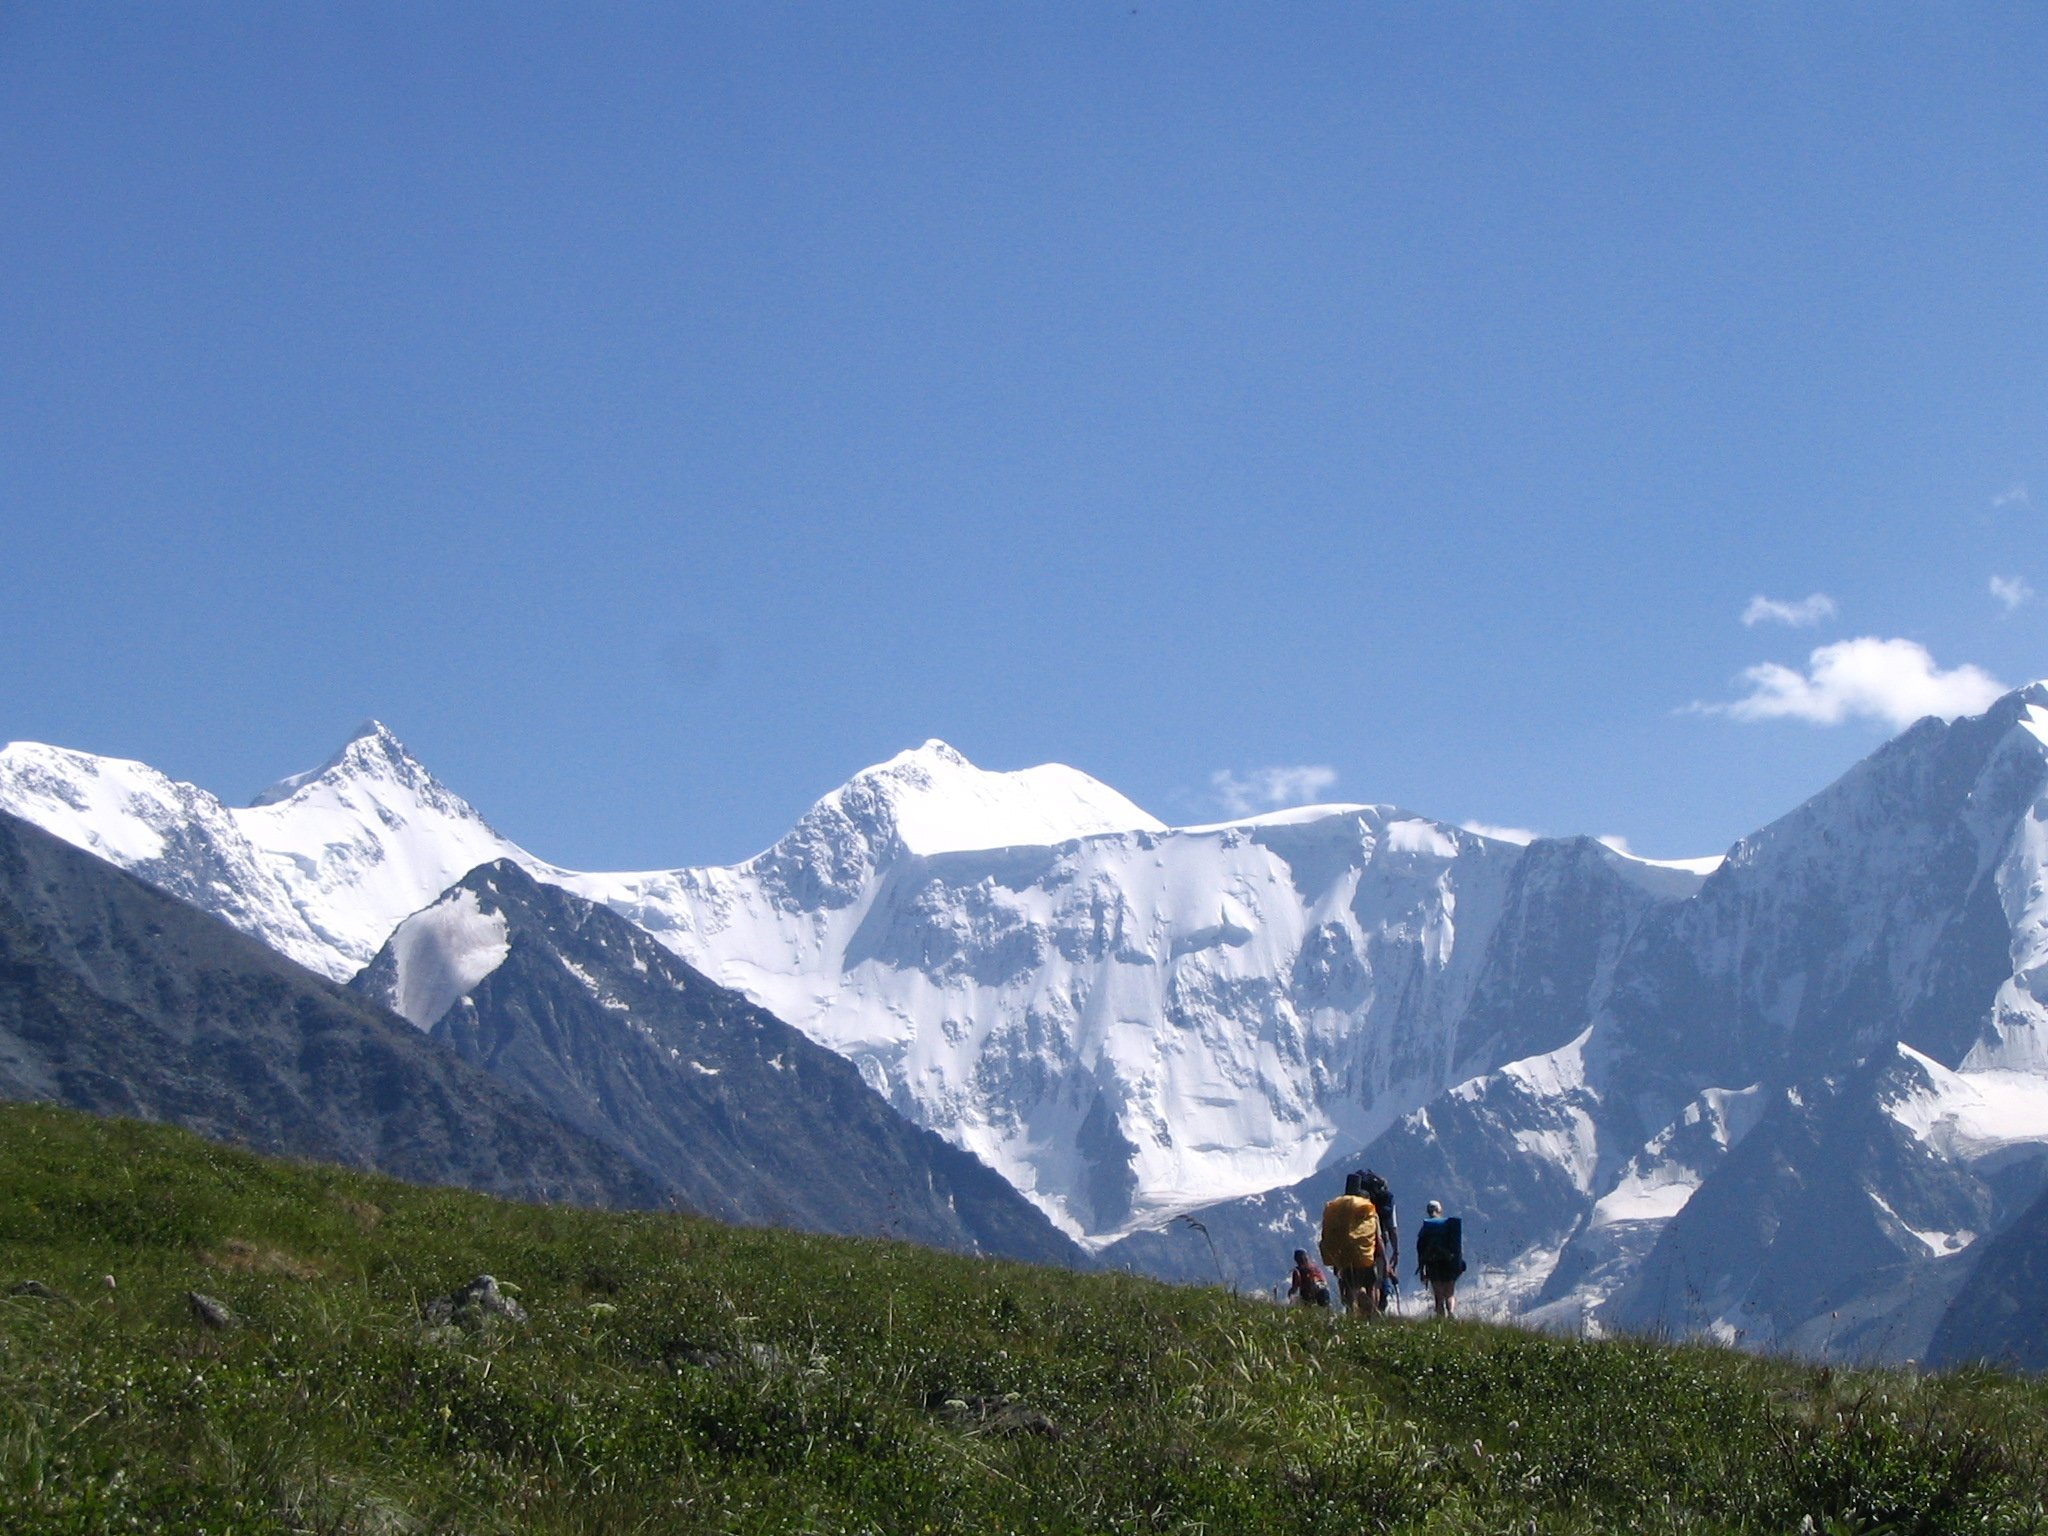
[2,1102,2046,1534]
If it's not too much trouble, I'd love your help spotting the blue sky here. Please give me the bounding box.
[4,5,2044,868]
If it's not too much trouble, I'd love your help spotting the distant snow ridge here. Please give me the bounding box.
[0,741,340,977]
[0,722,541,983]
[837,740,1166,857]
[586,796,1710,1244]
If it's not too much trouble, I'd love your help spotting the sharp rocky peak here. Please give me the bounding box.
[248,720,443,808]
[446,858,566,918]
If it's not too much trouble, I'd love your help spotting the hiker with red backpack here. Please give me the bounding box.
[1286,1248,1330,1307]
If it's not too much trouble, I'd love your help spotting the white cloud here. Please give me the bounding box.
[1741,593,1838,628]
[1696,637,2008,730]
[1597,834,1636,857]
[1991,574,2034,612]
[1994,483,2031,510]
[1460,821,1539,845]
[1210,764,1338,816]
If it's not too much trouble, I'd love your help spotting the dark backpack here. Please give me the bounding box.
[1416,1217,1465,1279]
[1361,1172,1396,1238]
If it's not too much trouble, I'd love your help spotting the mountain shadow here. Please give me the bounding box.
[351,860,1086,1266]
[0,809,666,1208]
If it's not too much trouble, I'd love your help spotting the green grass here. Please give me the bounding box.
[2,1103,2046,1534]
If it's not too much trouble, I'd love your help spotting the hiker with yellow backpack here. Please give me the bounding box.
[1318,1170,1382,1319]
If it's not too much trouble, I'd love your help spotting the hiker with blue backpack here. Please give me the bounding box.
[1414,1198,1466,1317]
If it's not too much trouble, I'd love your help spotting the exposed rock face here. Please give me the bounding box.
[0,809,666,1210]
[1929,1177,2048,1371]
[352,861,1086,1266]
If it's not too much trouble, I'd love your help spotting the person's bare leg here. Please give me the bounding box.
[1343,1267,1377,1318]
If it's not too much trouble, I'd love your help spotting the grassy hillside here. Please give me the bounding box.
[3,1105,2046,1534]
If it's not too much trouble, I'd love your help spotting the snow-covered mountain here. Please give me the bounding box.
[0,739,344,977]
[0,725,1701,1245]
[565,763,1695,1241]
[238,722,540,972]
[15,689,2048,1357]
[0,724,534,982]
[1106,685,2048,1358]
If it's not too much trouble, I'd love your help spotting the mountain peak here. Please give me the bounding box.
[344,717,400,750]
[333,719,421,775]
[746,741,1165,906]
[2009,679,2048,719]
[232,726,531,974]
[835,741,1164,858]
[249,721,426,807]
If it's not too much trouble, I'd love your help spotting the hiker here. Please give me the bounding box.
[1361,1168,1399,1313]
[1318,1171,1382,1318]
[1286,1249,1330,1307]
[1414,1199,1466,1317]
